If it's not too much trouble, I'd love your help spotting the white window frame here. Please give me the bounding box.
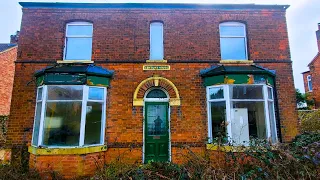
[206,84,278,145]
[307,75,313,92]
[63,22,93,61]
[219,22,248,60]
[150,22,164,60]
[31,85,106,148]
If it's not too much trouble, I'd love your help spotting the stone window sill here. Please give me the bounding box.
[57,60,94,64]
[206,144,275,152]
[219,60,253,64]
[28,145,107,155]
[146,59,167,63]
[206,144,248,152]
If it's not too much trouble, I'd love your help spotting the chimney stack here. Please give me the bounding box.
[317,23,320,52]
[10,31,19,44]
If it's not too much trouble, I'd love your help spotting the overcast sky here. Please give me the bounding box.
[0,0,319,92]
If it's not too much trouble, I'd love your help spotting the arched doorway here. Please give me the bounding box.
[144,88,170,163]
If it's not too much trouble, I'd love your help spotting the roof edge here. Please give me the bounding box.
[308,52,320,66]
[19,2,290,10]
[0,45,18,55]
[301,70,310,74]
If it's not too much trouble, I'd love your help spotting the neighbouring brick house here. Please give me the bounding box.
[6,2,298,178]
[302,23,320,108]
[0,33,18,144]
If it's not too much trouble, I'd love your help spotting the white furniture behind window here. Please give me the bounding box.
[206,84,277,145]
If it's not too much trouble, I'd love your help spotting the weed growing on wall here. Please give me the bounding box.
[0,116,8,143]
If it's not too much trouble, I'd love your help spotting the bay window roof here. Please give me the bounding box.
[200,64,275,77]
[35,64,114,78]
[34,64,114,87]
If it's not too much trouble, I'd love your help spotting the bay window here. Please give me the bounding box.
[32,85,106,147]
[207,84,277,145]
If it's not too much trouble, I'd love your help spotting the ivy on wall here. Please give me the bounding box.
[0,116,8,144]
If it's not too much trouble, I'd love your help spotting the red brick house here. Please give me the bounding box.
[0,43,17,116]
[302,23,320,108]
[7,2,298,178]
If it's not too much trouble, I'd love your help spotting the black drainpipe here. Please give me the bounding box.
[272,76,283,143]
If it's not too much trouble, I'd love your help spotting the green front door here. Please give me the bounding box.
[144,102,169,163]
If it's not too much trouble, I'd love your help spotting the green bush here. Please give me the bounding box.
[299,110,320,132]
[0,164,40,180]
[92,138,319,180]
[1,134,319,179]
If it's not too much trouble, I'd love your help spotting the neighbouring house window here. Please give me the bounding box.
[307,75,313,91]
[150,22,164,60]
[64,22,93,60]
[219,22,248,60]
[31,85,106,147]
[207,85,277,145]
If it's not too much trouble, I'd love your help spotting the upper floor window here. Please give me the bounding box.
[219,22,248,60]
[64,22,93,60]
[307,75,313,91]
[150,22,164,60]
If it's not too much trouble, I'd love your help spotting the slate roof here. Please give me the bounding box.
[0,44,17,53]
[200,64,276,77]
[19,2,289,10]
[34,64,114,78]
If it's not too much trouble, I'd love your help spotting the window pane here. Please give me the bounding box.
[231,101,266,145]
[268,102,277,143]
[220,38,247,60]
[84,102,103,145]
[146,89,167,98]
[47,86,83,100]
[210,102,227,140]
[150,22,164,60]
[308,81,313,91]
[231,85,263,99]
[147,104,167,136]
[42,102,82,146]
[268,87,273,99]
[89,87,104,100]
[32,102,42,146]
[37,88,43,101]
[209,87,224,99]
[65,37,92,60]
[220,25,245,36]
[67,25,93,36]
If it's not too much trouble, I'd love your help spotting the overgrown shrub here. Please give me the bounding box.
[299,110,320,132]
[0,134,319,179]
[0,164,40,180]
[291,132,320,166]
[92,138,320,180]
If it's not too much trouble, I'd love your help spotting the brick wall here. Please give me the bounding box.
[0,46,16,116]
[7,6,298,178]
[17,8,290,61]
[302,71,311,93]
[309,56,320,108]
